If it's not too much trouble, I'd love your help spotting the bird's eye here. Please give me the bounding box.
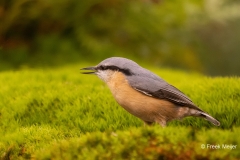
[99,65,107,70]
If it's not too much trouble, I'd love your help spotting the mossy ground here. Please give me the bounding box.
[0,65,239,159]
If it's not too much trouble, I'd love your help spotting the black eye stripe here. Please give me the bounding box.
[97,65,118,70]
[97,65,133,76]
[99,65,106,70]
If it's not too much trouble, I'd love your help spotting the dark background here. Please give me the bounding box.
[0,0,240,76]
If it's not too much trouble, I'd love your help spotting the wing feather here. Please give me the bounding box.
[127,68,202,111]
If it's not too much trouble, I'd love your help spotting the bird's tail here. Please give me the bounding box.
[199,112,220,126]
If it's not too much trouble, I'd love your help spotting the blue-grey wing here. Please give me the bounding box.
[127,68,202,111]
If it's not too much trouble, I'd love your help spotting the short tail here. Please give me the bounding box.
[200,112,220,126]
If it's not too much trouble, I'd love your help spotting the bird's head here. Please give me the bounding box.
[81,57,139,82]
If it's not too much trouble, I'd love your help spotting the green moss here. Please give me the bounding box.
[0,65,239,159]
[36,127,240,160]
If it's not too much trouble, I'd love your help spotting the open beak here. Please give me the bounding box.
[80,66,97,74]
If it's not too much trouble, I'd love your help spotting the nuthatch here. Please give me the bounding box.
[81,57,220,127]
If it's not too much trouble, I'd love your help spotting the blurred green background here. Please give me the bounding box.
[0,0,240,76]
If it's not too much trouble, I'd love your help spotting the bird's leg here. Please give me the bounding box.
[157,120,166,127]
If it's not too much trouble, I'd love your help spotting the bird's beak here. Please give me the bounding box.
[80,66,97,74]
